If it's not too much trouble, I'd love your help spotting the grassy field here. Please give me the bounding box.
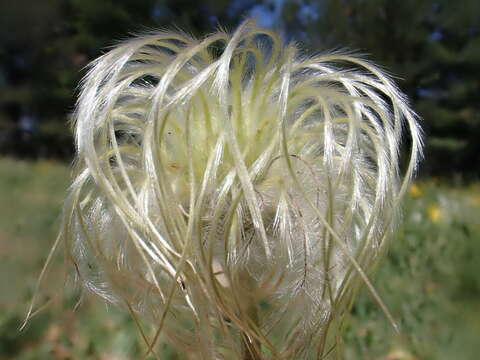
[1,157,479,359]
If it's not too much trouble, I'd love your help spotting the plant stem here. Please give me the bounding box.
[240,271,261,360]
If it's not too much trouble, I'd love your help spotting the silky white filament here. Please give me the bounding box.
[60,20,422,359]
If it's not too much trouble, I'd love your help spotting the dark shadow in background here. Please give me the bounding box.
[0,0,479,180]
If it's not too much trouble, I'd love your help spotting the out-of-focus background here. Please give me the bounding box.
[0,0,479,359]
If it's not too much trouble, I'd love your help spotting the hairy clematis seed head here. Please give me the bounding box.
[61,20,422,358]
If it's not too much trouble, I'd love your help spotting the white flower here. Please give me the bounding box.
[60,20,422,358]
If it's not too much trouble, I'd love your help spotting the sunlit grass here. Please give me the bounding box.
[0,157,173,359]
[345,180,480,360]
[0,158,69,309]
[1,158,479,359]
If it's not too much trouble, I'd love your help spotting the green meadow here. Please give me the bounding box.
[1,157,479,359]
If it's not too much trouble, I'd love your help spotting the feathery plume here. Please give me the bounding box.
[58,20,422,358]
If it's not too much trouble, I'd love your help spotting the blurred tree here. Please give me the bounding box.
[291,0,480,178]
[1,0,479,178]
[0,0,71,157]
[0,0,232,158]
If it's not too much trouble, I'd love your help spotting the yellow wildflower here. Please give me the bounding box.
[427,204,442,222]
[408,183,422,197]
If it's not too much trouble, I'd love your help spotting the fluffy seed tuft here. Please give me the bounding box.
[59,20,421,358]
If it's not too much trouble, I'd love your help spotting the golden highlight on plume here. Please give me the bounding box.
[42,20,422,358]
